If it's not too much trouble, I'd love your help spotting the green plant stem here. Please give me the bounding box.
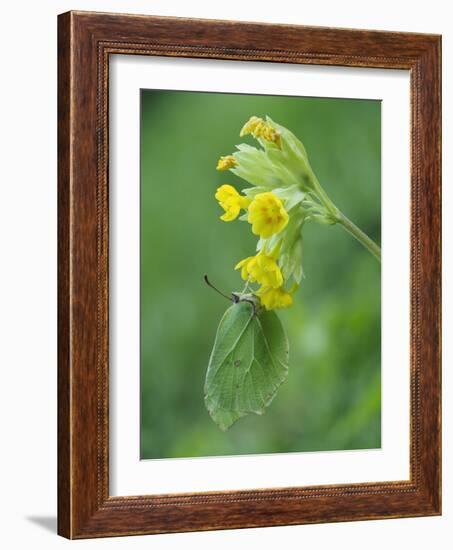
[305,173,381,262]
[240,281,250,296]
[336,211,381,262]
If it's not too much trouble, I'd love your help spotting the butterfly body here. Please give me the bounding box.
[231,292,260,315]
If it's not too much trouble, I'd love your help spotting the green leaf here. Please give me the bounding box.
[204,301,289,431]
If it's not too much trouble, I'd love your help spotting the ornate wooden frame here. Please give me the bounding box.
[58,10,441,539]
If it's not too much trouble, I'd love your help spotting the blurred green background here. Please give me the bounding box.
[140,90,381,459]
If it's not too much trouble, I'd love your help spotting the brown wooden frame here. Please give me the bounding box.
[58,10,441,539]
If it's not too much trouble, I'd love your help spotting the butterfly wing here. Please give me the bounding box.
[204,301,289,431]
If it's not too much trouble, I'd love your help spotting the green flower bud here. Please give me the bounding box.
[264,116,316,192]
[233,116,317,193]
[231,144,281,188]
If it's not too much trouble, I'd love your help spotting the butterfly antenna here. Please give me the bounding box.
[203,275,233,302]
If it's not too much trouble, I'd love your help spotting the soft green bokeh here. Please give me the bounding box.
[140,90,381,459]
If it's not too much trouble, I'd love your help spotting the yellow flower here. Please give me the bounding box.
[256,286,294,310]
[235,251,283,288]
[259,125,280,145]
[247,192,289,238]
[216,155,238,171]
[215,184,251,222]
[240,116,281,146]
[240,116,263,137]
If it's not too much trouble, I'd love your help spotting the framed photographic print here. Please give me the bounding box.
[58,11,441,539]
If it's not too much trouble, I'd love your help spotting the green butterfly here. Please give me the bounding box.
[204,287,289,431]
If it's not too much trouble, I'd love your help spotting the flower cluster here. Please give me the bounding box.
[214,115,341,310]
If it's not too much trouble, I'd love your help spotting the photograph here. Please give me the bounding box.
[140,90,382,459]
[0,1,446,545]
